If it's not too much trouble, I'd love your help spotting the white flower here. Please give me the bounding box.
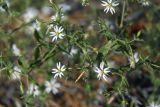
[59,3,71,12]
[148,102,160,107]
[107,60,116,68]
[50,25,65,42]
[129,52,139,68]
[32,19,41,31]
[69,47,78,57]
[51,13,58,21]
[12,44,21,56]
[51,13,65,22]
[46,24,54,34]
[45,78,61,94]
[11,66,21,80]
[140,0,150,6]
[81,0,89,6]
[0,0,10,12]
[27,84,40,97]
[131,97,142,106]
[22,7,38,23]
[101,0,119,14]
[49,0,53,4]
[14,66,21,72]
[94,61,111,81]
[41,6,52,15]
[62,47,78,59]
[52,62,66,78]
[134,52,139,63]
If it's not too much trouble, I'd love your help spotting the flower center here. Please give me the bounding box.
[56,31,61,36]
[108,3,112,8]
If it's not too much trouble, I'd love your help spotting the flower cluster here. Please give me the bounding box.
[27,78,61,97]
[26,62,64,97]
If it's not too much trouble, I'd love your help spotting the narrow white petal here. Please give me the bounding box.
[59,35,64,39]
[101,1,107,4]
[54,74,58,78]
[61,65,66,71]
[104,68,110,73]
[54,26,58,31]
[105,7,110,13]
[59,27,64,32]
[112,2,119,6]
[45,81,50,86]
[45,87,51,93]
[54,83,61,88]
[94,67,101,73]
[52,68,58,71]
[52,36,57,42]
[110,8,115,14]
[57,62,61,69]
[100,62,105,70]
[108,0,112,4]
[104,7,108,12]
[52,71,58,74]
[103,75,108,81]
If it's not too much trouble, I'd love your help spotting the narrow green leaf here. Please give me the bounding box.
[34,30,41,42]
[18,58,23,67]
[34,46,40,60]
[30,59,42,68]
[99,40,116,55]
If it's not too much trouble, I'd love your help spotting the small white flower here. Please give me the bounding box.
[41,6,52,15]
[140,0,150,6]
[94,61,111,81]
[51,12,65,21]
[131,97,142,106]
[51,13,59,21]
[50,25,65,42]
[45,78,61,94]
[0,0,10,12]
[12,44,21,56]
[27,84,40,97]
[134,52,139,63]
[14,66,21,72]
[101,0,119,14]
[22,7,38,23]
[81,0,89,6]
[148,102,160,107]
[62,47,78,59]
[11,66,21,80]
[129,52,139,68]
[49,0,53,4]
[59,3,71,12]
[107,60,116,68]
[52,62,66,78]
[46,24,54,34]
[70,47,78,56]
[32,19,41,31]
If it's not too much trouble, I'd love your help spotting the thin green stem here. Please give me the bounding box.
[120,0,126,28]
